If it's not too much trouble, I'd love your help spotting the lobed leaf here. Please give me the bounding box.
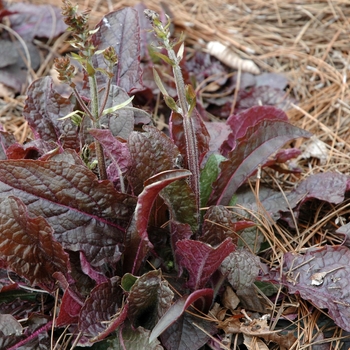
[176,238,235,290]
[0,196,69,290]
[0,159,135,266]
[127,270,174,329]
[92,8,143,93]
[209,119,311,205]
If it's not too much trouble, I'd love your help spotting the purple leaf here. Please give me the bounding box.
[276,245,350,332]
[0,159,135,266]
[0,196,70,290]
[128,270,174,329]
[176,238,235,290]
[201,205,255,246]
[209,119,311,205]
[89,128,130,186]
[79,277,122,338]
[92,8,143,93]
[291,172,348,205]
[0,41,41,92]
[8,3,67,40]
[170,221,193,251]
[23,77,79,150]
[170,109,210,166]
[149,288,213,342]
[125,169,191,274]
[99,86,134,139]
[221,105,289,155]
[234,86,296,114]
[90,303,129,343]
[220,248,261,290]
[127,125,180,195]
[160,312,217,350]
[56,288,83,327]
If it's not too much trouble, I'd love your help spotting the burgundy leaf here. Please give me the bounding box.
[234,86,296,114]
[221,105,289,156]
[169,109,210,166]
[99,85,134,139]
[201,205,254,246]
[79,277,122,338]
[127,125,180,195]
[160,312,216,350]
[125,169,191,274]
[176,238,235,290]
[0,196,70,290]
[150,288,213,342]
[209,119,311,205]
[89,128,130,187]
[0,160,135,266]
[8,3,67,40]
[276,246,350,332]
[56,288,83,327]
[220,248,261,290]
[92,8,142,93]
[128,270,174,329]
[170,221,193,252]
[23,77,79,150]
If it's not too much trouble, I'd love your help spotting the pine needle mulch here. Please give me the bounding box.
[2,0,350,348]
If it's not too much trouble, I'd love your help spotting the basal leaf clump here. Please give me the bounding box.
[5,1,349,349]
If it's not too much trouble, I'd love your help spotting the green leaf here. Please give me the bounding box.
[153,51,174,66]
[121,273,138,292]
[101,96,134,116]
[200,153,226,208]
[164,95,180,113]
[152,67,169,96]
[161,179,198,233]
[128,270,174,329]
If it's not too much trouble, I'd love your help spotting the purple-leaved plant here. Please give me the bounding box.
[0,1,326,349]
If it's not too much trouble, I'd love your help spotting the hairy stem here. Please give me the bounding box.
[166,48,200,223]
[88,71,107,180]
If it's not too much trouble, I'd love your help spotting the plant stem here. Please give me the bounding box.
[165,43,200,221]
[88,70,107,180]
